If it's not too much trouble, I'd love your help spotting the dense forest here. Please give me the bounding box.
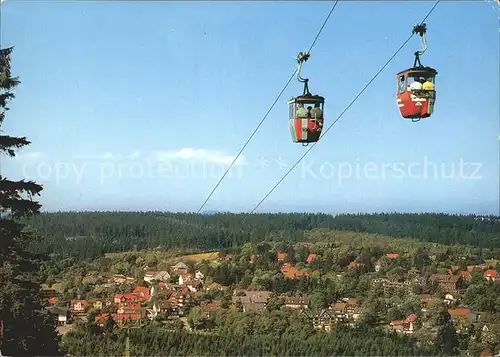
[61,321,440,356]
[24,212,500,260]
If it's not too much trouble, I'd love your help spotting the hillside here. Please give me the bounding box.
[23,212,500,261]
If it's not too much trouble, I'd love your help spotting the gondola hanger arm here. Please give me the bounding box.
[296,51,312,95]
[412,23,428,67]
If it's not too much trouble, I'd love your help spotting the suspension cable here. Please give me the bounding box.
[196,0,340,214]
[249,0,441,214]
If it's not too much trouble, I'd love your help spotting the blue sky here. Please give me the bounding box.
[1,0,499,214]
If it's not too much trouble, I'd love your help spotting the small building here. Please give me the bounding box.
[299,309,335,332]
[283,295,308,309]
[171,262,189,275]
[483,269,498,282]
[46,306,70,325]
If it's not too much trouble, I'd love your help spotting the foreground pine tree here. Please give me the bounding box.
[0,46,60,355]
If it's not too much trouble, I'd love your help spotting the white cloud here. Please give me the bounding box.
[155,148,246,166]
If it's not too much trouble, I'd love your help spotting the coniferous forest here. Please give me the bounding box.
[23,211,500,260]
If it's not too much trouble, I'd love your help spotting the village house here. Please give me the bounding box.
[156,270,171,282]
[299,309,335,332]
[146,301,180,320]
[187,279,203,292]
[342,298,361,321]
[329,302,349,323]
[144,271,157,284]
[70,300,89,315]
[40,288,59,304]
[115,311,143,327]
[94,313,112,327]
[430,274,462,293]
[460,270,472,282]
[133,286,151,303]
[444,293,458,305]
[389,314,418,334]
[232,290,272,312]
[383,276,413,294]
[277,252,287,262]
[282,295,308,309]
[347,260,364,271]
[428,247,447,261]
[179,273,194,285]
[167,291,186,309]
[108,274,135,285]
[117,303,141,315]
[200,300,222,319]
[113,303,143,327]
[374,260,386,273]
[447,307,483,333]
[483,269,498,282]
[171,262,189,275]
[144,271,171,284]
[45,306,70,325]
[448,308,483,327]
[114,293,139,305]
[194,271,204,280]
[281,263,308,279]
[222,254,234,261]
[374,254,398,273]
[90,300,110,310]
[306,254,318,264]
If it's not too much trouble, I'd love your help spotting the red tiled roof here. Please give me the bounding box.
[95,313,111,323]
[448,307,470,319]
[460,271,472,279]
[484,269,498,278]
[114,313,141,321]
[405,314,417,323]
[332,302,347,310]
[280,264,307,279]
[134,286,150,295]
[71,300,89,307]
[306,254,318,263]
[346,299,358,306]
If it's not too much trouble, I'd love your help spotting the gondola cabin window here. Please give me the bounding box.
[398,74,406,94]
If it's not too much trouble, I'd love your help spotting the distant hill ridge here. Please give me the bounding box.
[19,212,500,260]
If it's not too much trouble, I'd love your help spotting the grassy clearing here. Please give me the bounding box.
[178,251,219,263]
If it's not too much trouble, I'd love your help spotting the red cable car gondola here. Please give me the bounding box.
[288,52,325,146]
[396,24,438,122]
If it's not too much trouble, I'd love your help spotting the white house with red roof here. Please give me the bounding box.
[483,269,498,282]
